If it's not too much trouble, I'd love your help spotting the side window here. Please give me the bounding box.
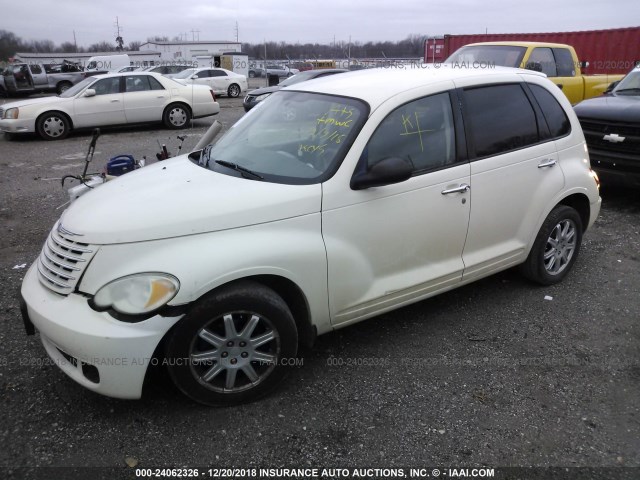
[364,92,456,173]
[147,76,165,90]
[210,70,227,77]
[529,84,571,138]
[553,48,576,77]
[195,70,211,78]
[30,65,43,75]
[527,48,558,77]
[92,77,121,95]
[125,75,150,92]
[464,84,540,158]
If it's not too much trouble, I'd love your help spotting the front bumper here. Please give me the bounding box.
[0,117,34,134]
[20,263,183,399]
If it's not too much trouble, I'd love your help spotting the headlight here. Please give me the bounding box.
[3,107,19,119]
[253,93,272,103]
[92,273,179,315]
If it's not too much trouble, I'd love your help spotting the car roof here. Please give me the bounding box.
[466,41,573,49]
[90,71,165,80]
[290,65,545,109]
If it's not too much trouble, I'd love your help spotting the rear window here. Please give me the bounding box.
[463,84,540,158]
[529,84,571,138]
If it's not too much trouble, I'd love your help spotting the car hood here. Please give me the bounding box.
[246,85,281,96]
[60,156,322,245]
[1,95,68,110]
[574,94,640,123]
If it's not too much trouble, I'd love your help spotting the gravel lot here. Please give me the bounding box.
[0,86,638,480]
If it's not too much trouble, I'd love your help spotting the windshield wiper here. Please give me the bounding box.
[215,160,264,180]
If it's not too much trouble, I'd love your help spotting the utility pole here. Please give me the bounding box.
[73,30,78,52]
[114,17,124,51]
[235,21,239,42]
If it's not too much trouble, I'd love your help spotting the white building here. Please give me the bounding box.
[139,40,242,67]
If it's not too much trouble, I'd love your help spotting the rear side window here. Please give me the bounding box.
[553,48,576,77]
[528,84,571,138]
[463,84,540,158]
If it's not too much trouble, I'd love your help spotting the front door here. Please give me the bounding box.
[72,77,126,127]
[322,91,471,326]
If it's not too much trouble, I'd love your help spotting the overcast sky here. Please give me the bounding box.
[6,0,640,47]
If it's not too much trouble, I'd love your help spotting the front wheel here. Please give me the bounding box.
[227,83,241,98]
[165,281,298,406]
[520,205,583,285]
[163,103,191,129]
[36,112,70,140]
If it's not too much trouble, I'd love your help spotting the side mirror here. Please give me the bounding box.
[84,89,96,97]
[350,157,413,190]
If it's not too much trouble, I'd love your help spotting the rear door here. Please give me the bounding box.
[527,47,582,104]
[456,80,565,282]
[209,69,231,94]
[28,64,48,88]
[122,74,168,123]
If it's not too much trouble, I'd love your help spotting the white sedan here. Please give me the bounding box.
[171,68,248,98]
[0,72,220,140]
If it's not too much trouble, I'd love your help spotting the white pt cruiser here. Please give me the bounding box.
[21,66,601,406]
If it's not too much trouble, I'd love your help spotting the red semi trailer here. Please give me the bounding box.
[424,26,640,74]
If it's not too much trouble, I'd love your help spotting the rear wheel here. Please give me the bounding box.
[36,112,70,140]
[227,83,241,98]
[163,103,191,129]
[165,281,298,406]
[520,205,583,285]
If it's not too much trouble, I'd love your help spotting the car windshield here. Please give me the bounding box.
[172,69,197,79]
[614,70,640,94]
[58,77,95,98]
[196,91,368,185]
[446,45,527,68]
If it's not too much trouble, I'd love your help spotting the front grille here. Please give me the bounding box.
[37,223,97,295]
[580,118,640,156]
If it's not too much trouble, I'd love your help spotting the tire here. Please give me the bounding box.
[520,205,583,285]
[163,103,191,129]
[165,281,298,406]
[227,83,241,98]
[248,71,256,78]
[36,112,70,140]
[56,81,72,95]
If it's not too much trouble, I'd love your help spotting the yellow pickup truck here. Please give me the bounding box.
[445,41,624,104]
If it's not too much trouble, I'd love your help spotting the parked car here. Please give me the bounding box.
[243,68,348,111]
[0,72,219,140]
[0,62,85,96]
[248,66,265,78]
[20,66,600,406]
[446,42,624,104]
[114,66,142,73]
[171,67,248,98]
[265,64,299,77]
[574,66,640,187]
[143,65,193,75]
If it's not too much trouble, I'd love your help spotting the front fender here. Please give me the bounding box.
[77,213,331,334]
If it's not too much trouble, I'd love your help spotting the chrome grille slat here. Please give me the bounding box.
[37,223,98,295]
[42,247,82,271]
[46,238,87,263]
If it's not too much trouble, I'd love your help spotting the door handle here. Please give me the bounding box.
[538,159,557,168]
[110,99,120,103]
[441,183,470,195]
